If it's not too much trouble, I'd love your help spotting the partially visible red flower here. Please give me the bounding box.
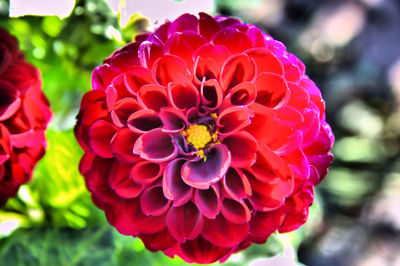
[75,13,334,264]
[0,28,52,206]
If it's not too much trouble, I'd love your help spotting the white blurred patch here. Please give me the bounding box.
[9,0,75,19]
[106,0,214,27]
[0,220,20,237]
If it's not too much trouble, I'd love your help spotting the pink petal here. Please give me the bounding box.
[127,109,163,133]
[137,84,169,112]
[133,129,177,162]
[88,120,117,158]
[163,159,193,206]
[220,53,256,91]
[138,41,163,69]
[166,202,204,243]
[247,27,267,47]
[202,214,249,248]
[0,80,21,121]
[168,13,198,34]
[91,64,117,91]
[181,144,231,189]
[194,184,221,219]
[222,131,257,167]
[140,185,171,216]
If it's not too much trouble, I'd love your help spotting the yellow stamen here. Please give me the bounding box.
[211,112,218,119]
[185,124,212,150]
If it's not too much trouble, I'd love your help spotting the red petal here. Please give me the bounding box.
[111,97,140,127]
[168,13,198,34]
[137,84,169,111]
[217,106,251,135]
[221,198,251,224]
[108,161,142,199]
[245,48,284,75]
[168,75,200,110]
[229,81,257,106]
[88,120,117,158]
[255,72,289,108]
[202,214,249,248]
[212,27,253,54]
[123,67,154,95]
[91,64,117,91]
[163,159,192,206]
[153,55,190,86]
[127,109,163,133]
[199,12,221,40]
[222,168,252,200]
[180,236,231,264]
[200,79,223,110]
[130,160,163,185]
[194,184,221,219]
[193,43,230,68]
[110,128,140,163]
[159,108,187,133]
[222,131,257,167]
[140,185,170,216]
[249,207,285,239]
[166,201,204,243]
[220,53,256,91]
[140,228,177,252]
[133,129,177,162]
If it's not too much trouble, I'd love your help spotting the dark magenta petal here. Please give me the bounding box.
[255,72,289,108]
[130,160,163,185]
[153,54,190,86]
[221,198,251,224]
[194,184,221,219]
[245,48,284,75]
[229,81,256,106]
[133,129,177,162]
[168,75,200,110]
[122,197,167,234]
[166,201,204,243]
[212,27,253,54]
[200,79,223,110]
[140,185,171,216]
[181,144,231,189]
[222,131,257,167]
[202,214,249,248]
[110,128,140,163]
[137,84,169,111]
[217,106,251,135]
[307,154,334,184]
[111,97,140,127]
[140,228,177,252]
[163,159,193,206]
[180,236,231,264]
[108,46,141,72]
[108,161,142,199]
[222,168,252,200]
[127,109,163,133]
[171,133,197,156]
[220,53,256,91]
[0,80,21,121]
[199,12,221,40]
[88,120,117,158]
[168,13,198,34]
[249,207,285,238]
[165,31,207,68]
[159,107,187,133]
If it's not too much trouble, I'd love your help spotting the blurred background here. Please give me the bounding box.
[1,0,400,265]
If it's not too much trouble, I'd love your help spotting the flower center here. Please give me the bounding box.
[184,124,212,150]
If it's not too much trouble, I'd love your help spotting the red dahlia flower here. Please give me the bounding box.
[75,13,334,263]
[0,28,52,206]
